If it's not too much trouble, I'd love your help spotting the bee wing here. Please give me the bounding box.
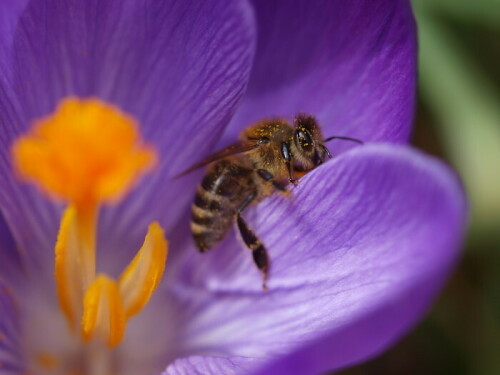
[176,140,261,177]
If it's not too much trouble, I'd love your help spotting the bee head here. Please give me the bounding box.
[292,113,329,169]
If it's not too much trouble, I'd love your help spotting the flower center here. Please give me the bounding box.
[11,98,168,349]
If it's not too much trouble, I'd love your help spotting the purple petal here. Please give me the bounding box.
[163,356,257,375]
[170,144,466,374]
[0,212,25,285]
[0,280,25,373]
[0,0,256,273]
[0,1,28,59]
[226,0,416,146]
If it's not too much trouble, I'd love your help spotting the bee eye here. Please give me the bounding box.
[296,129,313,152]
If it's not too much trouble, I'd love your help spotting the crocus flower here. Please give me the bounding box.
[0,1,466,375]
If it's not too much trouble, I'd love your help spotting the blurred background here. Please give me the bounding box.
[341,0,500,374]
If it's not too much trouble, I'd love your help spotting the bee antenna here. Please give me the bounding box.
[323,136,364,144]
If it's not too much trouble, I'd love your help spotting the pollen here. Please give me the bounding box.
[11,97,168,348]
[11,97,156,207]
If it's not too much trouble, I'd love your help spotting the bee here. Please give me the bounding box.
[181,113,362,289]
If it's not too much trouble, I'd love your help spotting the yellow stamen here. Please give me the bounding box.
[11,97,168,348]
[81,275,126,348]
[54,206,82,329]
[55,204,100,330]
[119,222,168,318]
[11,98,156,207]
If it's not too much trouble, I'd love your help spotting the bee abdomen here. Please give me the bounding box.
[191,187,233,252]
[191,160,255,252]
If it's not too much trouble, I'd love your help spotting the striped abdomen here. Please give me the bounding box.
[191,160,254,251]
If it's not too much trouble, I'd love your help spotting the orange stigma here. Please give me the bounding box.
[12,98,156,208]
[11,98,168,348]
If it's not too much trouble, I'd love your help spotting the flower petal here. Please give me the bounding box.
[163,356,257,375]
[0,0,28,71]
[227,0,416,146]
[0,212,25,284]
[172,144,466,373]
[0,281,25,373]
[0,0,256,270]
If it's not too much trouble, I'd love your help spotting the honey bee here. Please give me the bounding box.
[181,114,362,289]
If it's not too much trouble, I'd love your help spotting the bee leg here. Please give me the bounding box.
[236,215,269,291]
[236,192,269,290]
[286,162,298,185]
[280,142,298,184]
[257,169,287,192]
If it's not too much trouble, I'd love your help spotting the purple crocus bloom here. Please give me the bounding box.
[0,1,467,375]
